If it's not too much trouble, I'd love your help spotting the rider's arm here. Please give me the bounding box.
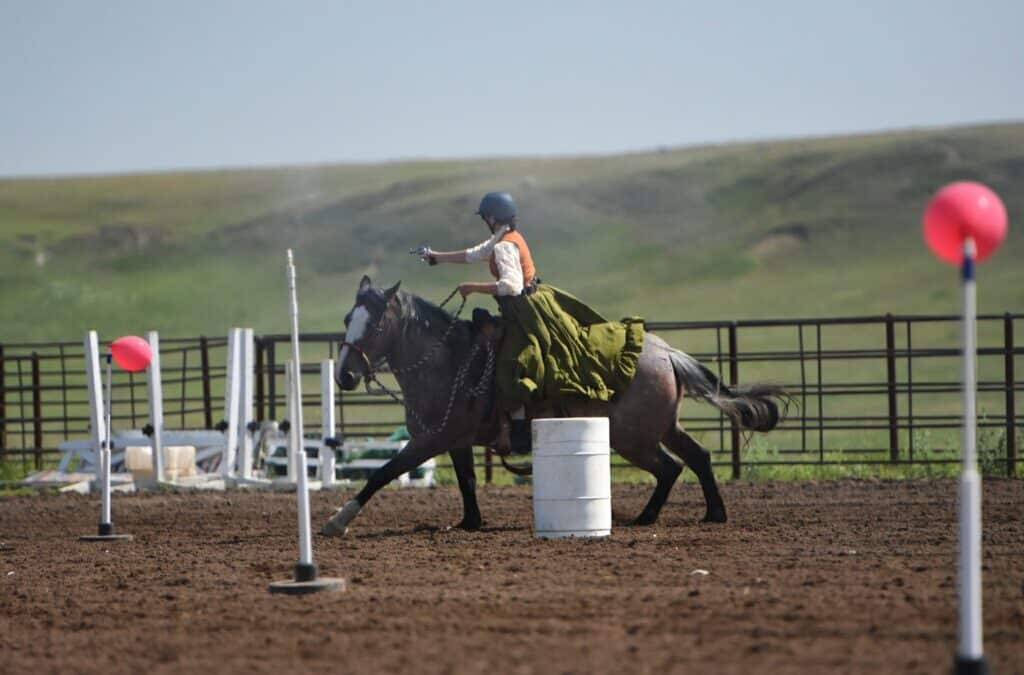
[429,250,469,264]
[458,280,499,296]
[431,226,509,265]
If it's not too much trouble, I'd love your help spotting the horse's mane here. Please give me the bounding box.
[397,290,462,331]
[392,290,474,359]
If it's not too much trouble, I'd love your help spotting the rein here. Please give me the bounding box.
[369,338,495,438]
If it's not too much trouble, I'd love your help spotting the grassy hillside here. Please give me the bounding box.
[1,122,1022,344]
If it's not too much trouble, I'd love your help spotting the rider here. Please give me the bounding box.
[421,192,644,453]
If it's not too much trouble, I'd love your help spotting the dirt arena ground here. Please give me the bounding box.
[1,479,1021,675]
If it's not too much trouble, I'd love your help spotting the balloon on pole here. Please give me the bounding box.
[923,181,1007,265]
[924,180,1008,675]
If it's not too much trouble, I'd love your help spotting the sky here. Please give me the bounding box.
[2,0,1022,177]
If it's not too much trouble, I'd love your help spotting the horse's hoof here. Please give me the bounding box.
[320,500,361,537]
[455,517,482,531]
[628,512,658,526]
[319,520,348,537]
[702,509,727,524]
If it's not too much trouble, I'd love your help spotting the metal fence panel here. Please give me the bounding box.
[0,313,1019,479]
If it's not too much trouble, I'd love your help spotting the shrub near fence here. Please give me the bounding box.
[0,313,1019,480]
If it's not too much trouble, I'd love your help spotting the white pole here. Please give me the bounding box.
[224,328,237,418]
[285,360,298,481]
[287,250,315,572]
[221,329,241,478]
[78,333,133,542]
[320,359,336,487]
[102,356,113,528]
[146,331,165,483]
[84,332,106,478]
[957,237,984,664]
[239,328,255,480]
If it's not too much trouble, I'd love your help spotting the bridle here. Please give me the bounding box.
[337,339,375,377]
[339,286,463,383]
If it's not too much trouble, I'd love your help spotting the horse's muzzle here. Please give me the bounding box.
[336,368,360,391]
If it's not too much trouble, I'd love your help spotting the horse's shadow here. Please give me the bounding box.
[329,523,528,541]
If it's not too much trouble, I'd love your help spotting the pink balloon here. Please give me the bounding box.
[110,335,152,372]
[923,181,1008,264]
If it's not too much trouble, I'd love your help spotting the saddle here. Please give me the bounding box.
[471,307,502,340]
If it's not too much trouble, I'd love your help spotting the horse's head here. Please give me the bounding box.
[336,275,401,390]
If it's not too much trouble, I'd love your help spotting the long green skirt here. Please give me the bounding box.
[495,284,644,412]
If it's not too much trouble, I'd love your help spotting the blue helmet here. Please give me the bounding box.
[476,192,517,224]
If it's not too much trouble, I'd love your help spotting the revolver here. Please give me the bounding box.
[409,246,437,265]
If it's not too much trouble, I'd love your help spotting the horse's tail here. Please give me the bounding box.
[669,350,789,433]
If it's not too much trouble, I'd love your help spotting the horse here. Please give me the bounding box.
[320,275,789,537]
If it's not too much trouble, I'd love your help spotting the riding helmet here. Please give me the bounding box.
[476,192,517,224]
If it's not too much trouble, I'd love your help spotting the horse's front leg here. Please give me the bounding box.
[320,437,439,537]
[449,446,481,530]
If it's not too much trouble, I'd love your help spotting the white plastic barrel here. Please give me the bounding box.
[532,417,611,538]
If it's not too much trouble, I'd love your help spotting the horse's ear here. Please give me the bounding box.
[358,275,372,294]
[384,280,401,300]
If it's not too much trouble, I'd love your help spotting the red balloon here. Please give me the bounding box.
[923,181,1008,264]
[110,335,152,372]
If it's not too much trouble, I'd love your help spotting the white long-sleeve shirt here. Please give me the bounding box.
[463,225,524,296]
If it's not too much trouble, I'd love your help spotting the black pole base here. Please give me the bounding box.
[954,655,990,675]
[295,562,317,582]
[79,522,133,542]
[268,562,345,595]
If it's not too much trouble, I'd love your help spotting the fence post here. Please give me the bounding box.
[255,337,266,422]
[267,340,278,422]
[729,322,740,479]
[0,343,6,454]
[885,314,899,462]
[1006,314,1017,478]
[200,336,213,429]
[31,352,43,470]
[484,447,493,484]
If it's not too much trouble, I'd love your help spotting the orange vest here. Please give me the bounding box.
[489,230,536,287]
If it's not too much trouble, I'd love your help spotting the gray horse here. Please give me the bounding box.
[320,276,788,537]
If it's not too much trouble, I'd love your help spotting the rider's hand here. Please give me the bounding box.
[411,247,438,265]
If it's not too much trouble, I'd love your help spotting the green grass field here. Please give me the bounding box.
[1,121,1021,343]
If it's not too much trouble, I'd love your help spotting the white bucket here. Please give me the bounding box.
[532,417,611,538]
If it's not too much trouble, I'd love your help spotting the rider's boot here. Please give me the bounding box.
[494,414,512,455]
[509,419,532,455]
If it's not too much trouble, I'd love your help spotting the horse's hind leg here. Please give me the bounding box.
[618,444,682,526]
[449,446,481,530]
[662,426,727,523]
